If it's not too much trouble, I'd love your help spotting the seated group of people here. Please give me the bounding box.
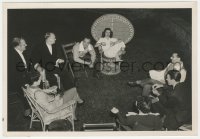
[111,53,191,130]
[8,32,84,118]
[8,27,126,121]
[8,28,191,131]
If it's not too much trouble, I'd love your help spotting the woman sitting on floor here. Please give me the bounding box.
[26,74,84,120]
[95,28,126,61]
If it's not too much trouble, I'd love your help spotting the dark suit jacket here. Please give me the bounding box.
[8,48,30,92]
[157,82,191,129]
[31,43,64,73]
[31,43,74,89]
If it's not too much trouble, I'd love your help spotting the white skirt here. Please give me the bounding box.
[104,42,126,58]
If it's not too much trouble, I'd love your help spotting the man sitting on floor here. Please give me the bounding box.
[128,53,187,96]
[72,37,96,68]
[150,70,191,130]
[110,96,163,131]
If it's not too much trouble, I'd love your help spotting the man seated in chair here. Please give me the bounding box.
[26,72,84,120]
[72,37,96,68]
[128,53,187,96]
[31,32,75,90]
[95,28,126,61]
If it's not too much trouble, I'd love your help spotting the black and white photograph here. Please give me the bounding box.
[2,1,198,136]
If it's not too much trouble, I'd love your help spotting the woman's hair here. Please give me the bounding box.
[166,70,181,82]
[30,74,41,85]
[101,28,113,38]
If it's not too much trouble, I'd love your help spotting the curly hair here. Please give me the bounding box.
[101,28,113,38]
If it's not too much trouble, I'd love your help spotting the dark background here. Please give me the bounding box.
[7,9,192,131]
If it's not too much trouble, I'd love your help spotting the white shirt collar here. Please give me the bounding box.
[15,47,23,54]
[46,43,53,55]
[79,41,92,52]
[14,48,27,68]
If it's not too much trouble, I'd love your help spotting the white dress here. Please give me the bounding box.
[97,37,126,58]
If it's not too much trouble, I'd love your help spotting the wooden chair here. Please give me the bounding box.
[22,87,76,131]
[62,42,88,78]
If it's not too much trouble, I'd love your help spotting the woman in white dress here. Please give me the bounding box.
[95,28,126,61]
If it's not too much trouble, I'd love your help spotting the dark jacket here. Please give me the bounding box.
[31,43,74,89]
[8,48,30,92]
[158,82,191,129]
[31,43,64,73]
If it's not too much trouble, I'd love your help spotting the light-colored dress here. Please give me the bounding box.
[27,86,82,112]
[97,37,126,58]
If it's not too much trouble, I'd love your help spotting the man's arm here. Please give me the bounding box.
[88,45,96,64]
[31,45,44,73]
[73,43,90,65]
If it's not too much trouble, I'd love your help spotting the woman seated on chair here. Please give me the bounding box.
[95,28,126,61]
[26,75,84,119]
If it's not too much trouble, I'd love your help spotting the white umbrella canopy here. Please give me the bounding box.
[91,14,134,44]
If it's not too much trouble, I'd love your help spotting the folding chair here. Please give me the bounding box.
[62,42,88,78]
[22,87,76,131]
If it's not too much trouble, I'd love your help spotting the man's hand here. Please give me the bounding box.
[111,107,119,114]
[57,59,64,64]
[36,65,44,74]
[152,87,160,96]
[152,84,164,89]
[151,97,159,103]
[55,59,65,67]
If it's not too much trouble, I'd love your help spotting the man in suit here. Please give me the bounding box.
[31,32,74,90]
[8,37,31,116]
[151,70,191,130]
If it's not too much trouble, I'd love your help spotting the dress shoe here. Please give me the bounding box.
[77,100,85,107]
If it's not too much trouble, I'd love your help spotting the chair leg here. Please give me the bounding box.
[29,112,34,129]
[40,120,44,131]
[100,53,103,71]
[69,64,75,78]
[71,115,75,131]
[43,124,46,131]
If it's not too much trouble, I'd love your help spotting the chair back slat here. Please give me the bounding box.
[62,42,76,61]
[62,42,76,53]
[22,87,46,118]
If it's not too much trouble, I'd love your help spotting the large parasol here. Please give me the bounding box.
[91,14,134,44]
